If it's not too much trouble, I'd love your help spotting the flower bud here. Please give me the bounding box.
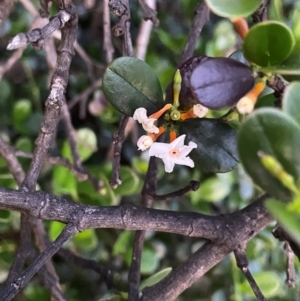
[193,104,208,118]
[137,135,154,151]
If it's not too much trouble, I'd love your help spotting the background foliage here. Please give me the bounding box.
[1,0,300,300]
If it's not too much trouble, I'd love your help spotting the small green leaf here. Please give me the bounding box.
[49,221,65,241]
[139,267,172,291]
[197,176,231,202]
[13,99,32,124]
[238,108,300,201]
[141,249,159,275]
[113,231,134,256]
[179,118,239,173]
[73,229,97,251]
[114,166,140,196]
[240,271,281,298]
[103,57,163,116]
[243,21,295,67]
[205,0,261,18]
[282,81,300,126]
[266,199,300,242]
[76,128,97,162]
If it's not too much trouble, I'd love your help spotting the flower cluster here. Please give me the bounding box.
[133,70,208,173]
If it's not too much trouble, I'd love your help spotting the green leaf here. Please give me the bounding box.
[139,267,172,291]
[141,249,159,275]
[73,229,97,251]
[205,0,261,18]
[196,176,231,202]
[240,271,281,298]
[266,199,300,242]
[114,166,140,196]
[49,221,65,241]
[282,81,300,126]
[179,118,239,173]
[76,128,97,162]
[13,99,32,124]
[103,57,164,116]
[243,21,295,67]
[113,231,134,256]
[238,108,300,201]
[52,166,78,199]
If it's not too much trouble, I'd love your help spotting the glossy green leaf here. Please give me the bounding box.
[179,118,239,173]
[139,267,172,291]
[266,199,300,242]
[238,108,300,201]
[205,0,260,18]
[282,81,300,126]
[103,57,164,116]
[240,271,281,298]
[243,21,295,67]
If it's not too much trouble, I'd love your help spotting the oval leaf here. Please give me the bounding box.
[282,81,300,126]
[179,118,239,173]
[243,21,295,67]
[103,57,163,116]
[205,0,261,18]
[238,108,300,201]
[178,56,254,110]
[139,267,172,291]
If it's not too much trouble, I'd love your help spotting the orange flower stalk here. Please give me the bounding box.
[231,18,249,39]
[149,103,172,120]
[237,80,265,114]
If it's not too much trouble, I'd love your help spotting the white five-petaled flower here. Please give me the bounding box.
[137,135,154,151]
[149,134,197,173]
[193,104,208,118]
[133,108,159,134]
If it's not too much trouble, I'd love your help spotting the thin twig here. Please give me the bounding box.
[103,0,114,63]
[179,1,210,66]
[252,0,270,23]
[1,223,79,301]
[150,180,200,201]
[234,247,267,301]
[109,115,129,188]
[138,0,159,25]
[284,242,296,288]
[128,157,158,301]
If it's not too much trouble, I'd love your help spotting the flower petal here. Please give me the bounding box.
[133,108,148,123]
[142,119,159,133]
[178,142,197,157]
[193,104,208,118]
[137,135,153,151]
[170,134,186,149]
[162,156,175,173]
[149,142,170,158]
[173,156,195,168]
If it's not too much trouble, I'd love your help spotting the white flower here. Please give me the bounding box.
[137,135,154,151]
[193,104,208,118]
[133,108,159,134]
[149,134,197,173]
